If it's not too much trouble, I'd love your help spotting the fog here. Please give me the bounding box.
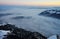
[0,7,60,37]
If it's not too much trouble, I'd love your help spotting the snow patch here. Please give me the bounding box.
[48,35,57,39]
[0,30,10,39]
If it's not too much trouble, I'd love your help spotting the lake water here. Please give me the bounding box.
[0,7,60,37]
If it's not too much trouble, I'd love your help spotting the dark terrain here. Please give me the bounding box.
[0,24,47,39]
[39,9,60,19]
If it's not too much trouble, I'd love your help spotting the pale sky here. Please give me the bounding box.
[0,0,60,6]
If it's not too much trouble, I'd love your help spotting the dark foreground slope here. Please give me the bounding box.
[0,24,47,39]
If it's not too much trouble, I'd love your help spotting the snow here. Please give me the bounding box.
[0,30,10,39]
[48,35,57,39]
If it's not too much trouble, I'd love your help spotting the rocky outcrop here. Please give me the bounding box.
[0,24,47,39]
[39,9,60,19]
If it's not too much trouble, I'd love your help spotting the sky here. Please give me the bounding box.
[0,0,60,6]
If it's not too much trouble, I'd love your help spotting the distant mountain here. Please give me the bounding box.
[39,9,60,19]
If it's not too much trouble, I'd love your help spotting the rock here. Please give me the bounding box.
[39,9,60,19]
[0,24,47,39]
[0,24,15,31]
[56,35,60,39]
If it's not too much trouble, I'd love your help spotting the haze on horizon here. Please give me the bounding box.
[0,0,60,6]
